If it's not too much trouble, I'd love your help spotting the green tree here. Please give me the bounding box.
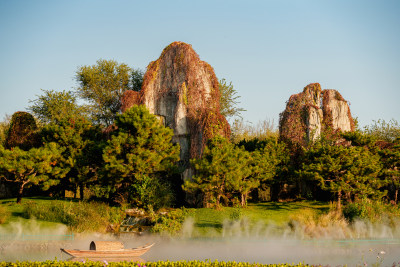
[5,112,39,150]
[299,142,384,210]
[230,118,278,143]
[219,79,245,120]
[184,136,258,208]
[378,138,400,203]
[363,119,400,142]
[0,115,10,147]
[102,105,180,209]
[0,143,64,203]
[28,89,88,124]
[40,117,102,199]
[131,68,144,92]
[239,138,289,202]
[76,59,132,126]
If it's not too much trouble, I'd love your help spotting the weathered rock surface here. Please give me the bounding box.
[122,42,230,179]
[322,89,353,132]
[279,83,354,145]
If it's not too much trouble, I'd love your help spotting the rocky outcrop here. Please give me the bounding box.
[279,83,354,146]
[122,42,230,179]
[322,89,354,132]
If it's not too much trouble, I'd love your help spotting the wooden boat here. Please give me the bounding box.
[61,241,154,258]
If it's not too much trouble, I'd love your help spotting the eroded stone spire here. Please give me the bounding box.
[121,41,230,179]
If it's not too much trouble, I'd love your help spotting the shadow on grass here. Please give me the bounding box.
[11,211,25,217]
[254,201,330,213]
[195,222,223,229]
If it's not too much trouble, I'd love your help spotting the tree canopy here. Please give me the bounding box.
[76,59,133,126]
[5,111,39,150]
[102,105,180,208]
[0,142,64,203]
[183,136,286,207]
[28,89,88,124]
[40,117,102,199]
[218,79,245,120]
[299,141,384,210]
[363,119,400,142]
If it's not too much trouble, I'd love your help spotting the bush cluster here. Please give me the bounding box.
[150,208,194,236]
[23,201,125,233]
[342,198,400,223]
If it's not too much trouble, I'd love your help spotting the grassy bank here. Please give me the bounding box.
[1,197,331,236]
[4,198,399,239]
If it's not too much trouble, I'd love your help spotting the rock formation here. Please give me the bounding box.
[279,83,354,146]
[121,42,230,179]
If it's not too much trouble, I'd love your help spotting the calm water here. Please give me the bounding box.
[2,238,400,266]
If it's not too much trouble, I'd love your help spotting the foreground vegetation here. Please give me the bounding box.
[0,197,125,233]
[0,260,325,267]
[3,197,400,240]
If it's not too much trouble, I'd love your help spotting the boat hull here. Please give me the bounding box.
[61,244,154,258]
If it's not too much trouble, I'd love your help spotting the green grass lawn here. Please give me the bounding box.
[1,197,330,237]
[190,201,330,237]
[0,197,76,231]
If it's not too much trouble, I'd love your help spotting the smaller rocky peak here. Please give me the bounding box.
[279,83,354,146]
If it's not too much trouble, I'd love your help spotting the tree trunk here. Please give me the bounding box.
[16,183,25,204]
[216,194,221,209]
[395,189,398,204]
[80,183,84,200]
[337,191,342,211]
[241,193,247,207]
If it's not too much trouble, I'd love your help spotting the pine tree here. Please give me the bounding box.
[0,143,64,203]
[299,142,383,210]
[102,105,180,208]
[40,117,102,199]
[184,136,262,208]
[378,138,400,203]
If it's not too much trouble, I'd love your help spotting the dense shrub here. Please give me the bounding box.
[0,260,318,267]
[150,208,194,236]
[342,198,400,223]
[23,201,125,233]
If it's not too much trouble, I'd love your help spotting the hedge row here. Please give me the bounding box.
[0,260,317,267]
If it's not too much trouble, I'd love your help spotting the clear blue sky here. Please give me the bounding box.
[0,0,399,128]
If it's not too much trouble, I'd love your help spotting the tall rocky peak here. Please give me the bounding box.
[122,41,230,179]
[279,83,354,146]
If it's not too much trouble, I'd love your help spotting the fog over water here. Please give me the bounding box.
[1,218,400,266]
